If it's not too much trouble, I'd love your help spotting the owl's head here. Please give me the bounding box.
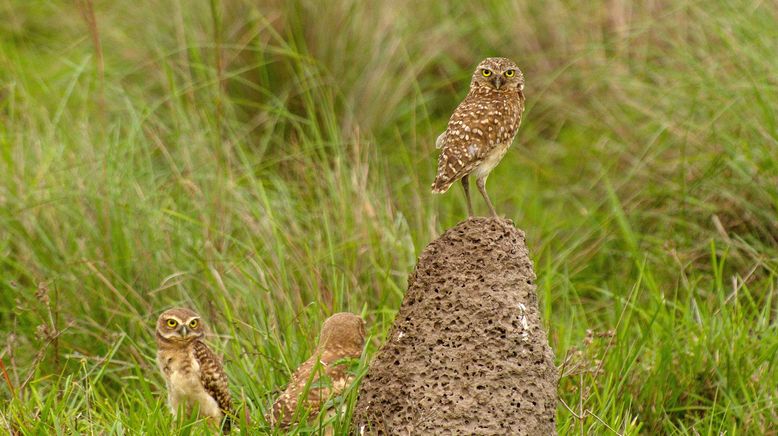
[156,307,206,344]
[471,57,524,92]
[317,312,366,356]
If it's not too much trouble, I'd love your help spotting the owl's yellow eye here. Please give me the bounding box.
[481,69,492,77]
[166,319,178,328]
[189,319,198,328]
[504,70,515,77]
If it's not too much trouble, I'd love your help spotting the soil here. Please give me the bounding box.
[354,217,558,435]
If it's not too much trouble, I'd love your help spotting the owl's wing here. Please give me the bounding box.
[193,340,233,432]
[270,357,322,427]
[431,98,491,193]
[269,353,354,428]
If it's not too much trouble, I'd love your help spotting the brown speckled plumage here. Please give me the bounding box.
[193,341,233,425]
[432,57,525,217]
[269,313,366,429]
[156,308,233,433]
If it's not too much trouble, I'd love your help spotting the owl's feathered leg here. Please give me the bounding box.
[476,176,497,217]
[168,392,178,416]
[461,175,474,217]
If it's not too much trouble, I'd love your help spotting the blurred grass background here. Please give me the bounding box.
[1,0,776,434]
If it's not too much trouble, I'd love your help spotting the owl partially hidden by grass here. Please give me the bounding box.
[431,57,525,217]
[269,312,366,429]
[155,308,233,433]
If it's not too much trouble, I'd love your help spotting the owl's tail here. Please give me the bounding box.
[431,145,459,193]
[431,175,455,194]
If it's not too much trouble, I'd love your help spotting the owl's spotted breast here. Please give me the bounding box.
[163,349,205,395]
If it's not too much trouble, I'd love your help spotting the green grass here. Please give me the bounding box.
[1,0,777,434]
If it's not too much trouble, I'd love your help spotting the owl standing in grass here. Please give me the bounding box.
[155,308,233,433]
[431,57,525,217]
[269,312,366,429]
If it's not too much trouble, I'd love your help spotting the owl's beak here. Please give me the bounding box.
[180,326,189,337]
[492,76,503,90]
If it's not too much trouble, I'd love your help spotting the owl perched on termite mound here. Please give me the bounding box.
[431,57,525,217]
[155,308,233,433]
[269,312,366,428]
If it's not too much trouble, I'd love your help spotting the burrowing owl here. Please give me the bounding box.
[431,57,525,217]
[155,308,233,433]
[269,312,366,428]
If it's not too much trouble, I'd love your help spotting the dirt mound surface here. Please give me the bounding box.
[354,217,558,435]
